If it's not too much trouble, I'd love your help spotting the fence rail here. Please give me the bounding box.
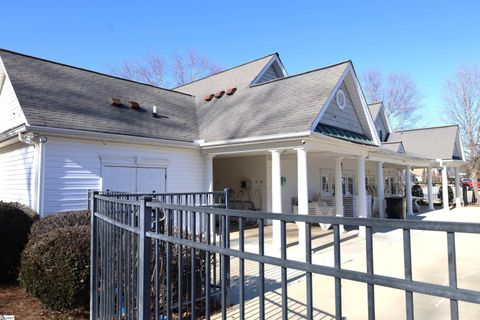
[90,190,480,320]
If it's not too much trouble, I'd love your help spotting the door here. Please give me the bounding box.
[136,167,166,193]
[102,166,166,193]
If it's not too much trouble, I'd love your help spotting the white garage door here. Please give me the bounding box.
[102,166,166,193]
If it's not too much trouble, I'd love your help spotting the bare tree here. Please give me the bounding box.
[362,70,423,129]
[108,50,222,88]
[444,66,480,200]
[173,50,223,86]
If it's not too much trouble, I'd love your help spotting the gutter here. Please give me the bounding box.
[199,131,311,148]
[24,125,200,150]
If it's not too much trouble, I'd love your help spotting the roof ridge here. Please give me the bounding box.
[173,52,279,89]
[394,124,459,133]
[249,59,351,88]
[0,48,194,97]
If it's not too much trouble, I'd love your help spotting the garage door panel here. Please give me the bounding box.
[102,166,136,192]
[137,168,166,193]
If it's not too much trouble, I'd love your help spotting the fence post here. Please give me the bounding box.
[138,196,152,320]
[224,189,231,308]
[89,190,99,320]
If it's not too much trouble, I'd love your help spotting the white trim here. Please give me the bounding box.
[378,103,393,133]
[100,155,170,168]
[200,131,311,148]
[24,125,199,149]
[250,55,288,86]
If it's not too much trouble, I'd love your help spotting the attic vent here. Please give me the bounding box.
[226,88,237,96]
[128,101,140,110]
[336,89,346,110]
[215,91,225,99]
[111,97,122,106]
[204,93,215,101]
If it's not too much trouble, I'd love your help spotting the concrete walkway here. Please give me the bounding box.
[211,207,480,319]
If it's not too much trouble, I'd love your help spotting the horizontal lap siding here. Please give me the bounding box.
[0,143,35,207]
[43,136,204,214]
[0,67,24,132]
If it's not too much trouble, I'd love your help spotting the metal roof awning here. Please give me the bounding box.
[315,123,376,146]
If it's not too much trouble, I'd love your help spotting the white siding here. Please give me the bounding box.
[213,156,267,211]
[42,136,204,214]
[0,64,25,132]
[0,143,35,207]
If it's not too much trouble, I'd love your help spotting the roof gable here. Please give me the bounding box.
[196,61,350,142]
[368,102,392,142]
[382,141,405,154]
[0,49,199,142]
[310,63,380,146]
[174,53,280,99]
[387,125,462,160]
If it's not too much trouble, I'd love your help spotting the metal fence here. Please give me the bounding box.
[90,190,480,320]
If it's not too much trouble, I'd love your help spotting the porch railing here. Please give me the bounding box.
[90,190,480,320]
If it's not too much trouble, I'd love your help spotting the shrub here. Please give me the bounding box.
[30,210,90,238]
[0,201,39,283]
[19,226,90,311]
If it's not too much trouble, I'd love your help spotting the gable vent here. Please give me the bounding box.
[128,101,140,110]
[215,91,225,99]
[226,87,237,96]
[336,89,346,110]
[204,93,215,101]
[111,97,122,106]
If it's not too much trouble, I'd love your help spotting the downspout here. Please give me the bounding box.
[18,132,47,216]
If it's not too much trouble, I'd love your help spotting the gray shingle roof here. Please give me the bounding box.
[381,141,405,154]
[196,61,350,141]
[387,125,461,160]
[0,49,198,142]
[174,53,277,100]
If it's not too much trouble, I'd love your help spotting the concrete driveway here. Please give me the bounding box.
[213,207,480,319]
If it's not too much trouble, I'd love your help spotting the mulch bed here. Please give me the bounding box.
[0,284,88,319]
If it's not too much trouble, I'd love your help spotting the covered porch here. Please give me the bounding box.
[203,133,464,247]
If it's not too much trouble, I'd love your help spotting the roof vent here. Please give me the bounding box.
[204,93,215,101]
[215,91,225,99]
[336,89,346,110]
[128,101,140,110]
[226,88,237,96]
[111,97,122,106]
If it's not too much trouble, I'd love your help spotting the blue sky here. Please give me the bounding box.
[2,1,479,127]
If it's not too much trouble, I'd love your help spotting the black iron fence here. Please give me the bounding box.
[90,190,480,320]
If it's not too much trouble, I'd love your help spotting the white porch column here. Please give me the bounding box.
[270,150,282,251]
[455,167,461,208]
[441,164,449,210]
[356,157,367,218]
[334,157,344,217]
[205,154,214,192]
[376,161,385,218]
[427,166,434,210]
[296,148,308,253]
[406,166,413,216]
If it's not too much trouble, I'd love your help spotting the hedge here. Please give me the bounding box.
[30,210,90,238]
[0,201,39,283]
[19,226,90,311]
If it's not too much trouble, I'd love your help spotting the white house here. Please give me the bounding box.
[0,49,465,220]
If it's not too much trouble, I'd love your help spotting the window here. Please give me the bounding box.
[321,176,330,194]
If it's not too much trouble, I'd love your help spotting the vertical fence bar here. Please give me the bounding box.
[403,229,414,320]
[281,220,288,320]
[224,188,231,308]
[333,224,342,320]
[239,216,245,320]
[205,211,211,319]
[305,222,313,320]
[138,196,152,320]
[166,209,173,320]
[447,232,459,320]
[89,191,99,320]
[191,210,197,319]
[366,226,375,320]
[178,207,184,319]
[259,218,265,320]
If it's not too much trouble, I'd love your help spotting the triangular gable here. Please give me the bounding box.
[251,55,288,85]
[0,57,27,133]
[368,102,392,142]
[453,128,465,160]
[310,63,380,146]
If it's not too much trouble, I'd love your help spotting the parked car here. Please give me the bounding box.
[437,186,454,204]
[462,178,480,189]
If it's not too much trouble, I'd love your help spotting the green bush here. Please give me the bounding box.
[30,210,90,238]
[0,201,39,283]
[19,226,90,311]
